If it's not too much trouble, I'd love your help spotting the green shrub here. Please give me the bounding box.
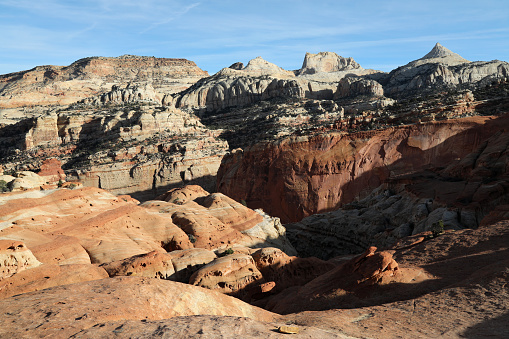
[431,220,445,238]
[188,234,196,243]
[0,180,9,193]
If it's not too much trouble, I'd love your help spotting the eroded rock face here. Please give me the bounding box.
[0,55,208,108]
[0,187,193,264]
[383,43,509,97]
[0,240,41,280]
[0,263,108,299]
[298,52,362,75]
[0,106,228,200]
[189,253,264,299]
[267,247,429,314]
[144,185,297,255]
[252,247,336,292]
[334,77,384,99]
[218,116,496,223]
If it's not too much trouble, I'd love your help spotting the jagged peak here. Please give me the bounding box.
[419,43,469,62]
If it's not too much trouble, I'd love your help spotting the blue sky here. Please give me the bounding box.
[1,0,508,75]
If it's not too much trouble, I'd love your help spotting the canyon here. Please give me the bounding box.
[0,43,508,337]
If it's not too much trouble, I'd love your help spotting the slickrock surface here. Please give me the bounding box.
[252,247,336,292]
[189,253,264,299]
[144,185,297,255]
[0,263,108,299]
[0,187,193,264]
[0,55,208,108]
[267,247,429,314]
[101,248,217,283]
[68,316,345,338]
[0,277,277,338]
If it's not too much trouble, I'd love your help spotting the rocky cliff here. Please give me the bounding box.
[171,53,383,114]
[0,55,208,108]
[217,115,504,223]
[0,105,227,200]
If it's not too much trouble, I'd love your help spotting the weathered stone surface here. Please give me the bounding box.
[67,316,342,339]
[101,248,218,283]
[267,247,428,314]
[252,247,335,291]
[0,240,41,280]
[81,83,162,106]
[0,263,108,299]
[334,77,384,99]
[144,185,297,255]
[0,277,277,338]
[0,187,193,264]
[298,52,362,75]
[383,43,509,97]
[0,55,208,108]
[189,253,264,299]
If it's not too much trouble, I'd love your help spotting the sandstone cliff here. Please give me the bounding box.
[0,105,227,199]
[217,116,504,223]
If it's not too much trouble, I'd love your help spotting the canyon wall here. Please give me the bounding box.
[217,116,501,223]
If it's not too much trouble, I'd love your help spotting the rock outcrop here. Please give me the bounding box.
[0,105,228,200]
[266,246,429,314]
[144,185,297,255]
[0,55,208,108]
[383,43,509,97]
[298,52,362,75]
[334,77,384,99]
[0,240,41,279]
[172,53,381,114]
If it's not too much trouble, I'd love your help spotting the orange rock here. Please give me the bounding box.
[0,263,108,299]
[189,253,264,300]
[0,277,276,338]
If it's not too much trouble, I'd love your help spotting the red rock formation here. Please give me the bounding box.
[218,115,504,222]
[37,158,65,184]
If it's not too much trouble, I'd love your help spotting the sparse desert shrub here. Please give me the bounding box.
[431,220,445,238]
[188,234,196,243]
[0,180,9,192]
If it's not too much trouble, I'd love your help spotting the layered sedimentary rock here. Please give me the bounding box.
[298,52,362,75]
[144,185,297,255]
[383,43,509,97]
[218,116,498,223]
[0,277,277,338]
[334,77,384,99]
[172,53,382,114]
[0,105,228,199]
[0,55,208,108]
